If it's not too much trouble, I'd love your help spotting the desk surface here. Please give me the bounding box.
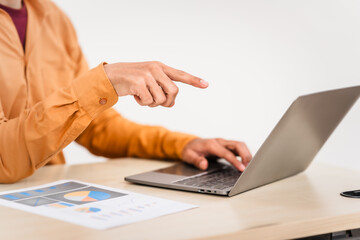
[1,159,360,240]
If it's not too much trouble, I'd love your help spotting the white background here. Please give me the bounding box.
[53,0,360,169]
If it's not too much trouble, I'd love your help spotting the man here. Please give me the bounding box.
[0,0,252,183]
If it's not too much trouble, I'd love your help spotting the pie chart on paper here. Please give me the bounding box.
[64,191,110,202]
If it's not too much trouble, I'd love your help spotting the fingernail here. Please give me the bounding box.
[199,79,209,87]
[199,160,208,170]
[239,164,245,172]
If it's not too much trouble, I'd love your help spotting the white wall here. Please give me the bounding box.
[53,0,360,169]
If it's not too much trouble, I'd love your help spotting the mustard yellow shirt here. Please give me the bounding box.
[0,0,196,183]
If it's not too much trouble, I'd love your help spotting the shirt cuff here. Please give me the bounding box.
[169,132,199,159]
[72,62,118,119]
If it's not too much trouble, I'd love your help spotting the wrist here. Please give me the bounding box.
[103,63,119,96]
[103,63,114,83]
[180,137,200,158]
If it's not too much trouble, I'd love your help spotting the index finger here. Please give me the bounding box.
[162,65,209,88]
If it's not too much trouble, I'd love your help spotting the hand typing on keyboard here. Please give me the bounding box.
[181,138,252,172]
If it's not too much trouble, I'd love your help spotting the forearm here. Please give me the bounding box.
[0,64,117,183]
[76,108,198,160]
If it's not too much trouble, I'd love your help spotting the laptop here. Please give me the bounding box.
[125,86,360,197]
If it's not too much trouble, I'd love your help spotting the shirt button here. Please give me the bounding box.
[99,98,107,105]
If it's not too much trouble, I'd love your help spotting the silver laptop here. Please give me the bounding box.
[125,86,360,197]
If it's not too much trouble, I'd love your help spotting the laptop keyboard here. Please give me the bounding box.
[173,168,242,190]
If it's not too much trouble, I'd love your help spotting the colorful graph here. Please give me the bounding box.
[3,194,19,200]
[64,191,110,202]
[76,207,101,213]
[47,202,74,209]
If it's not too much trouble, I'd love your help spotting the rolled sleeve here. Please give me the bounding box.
[72,62,118,118]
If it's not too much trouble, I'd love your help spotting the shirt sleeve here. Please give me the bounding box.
[76,108,198,160]
[0,64,118,183]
